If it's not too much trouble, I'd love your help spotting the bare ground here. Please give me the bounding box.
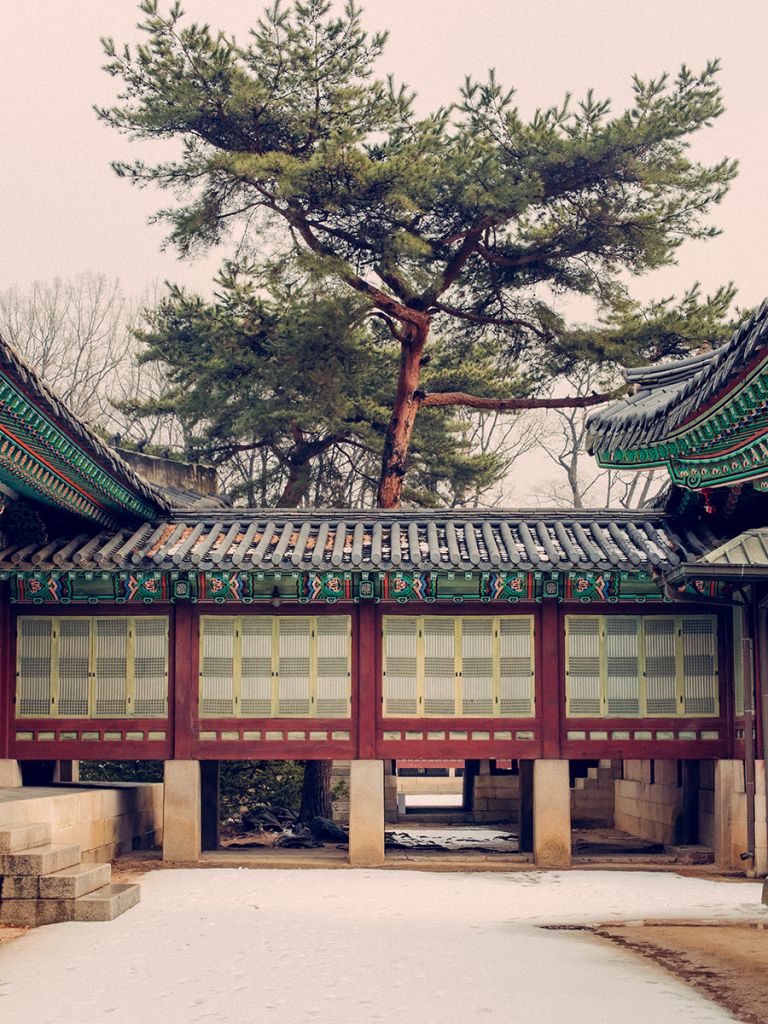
[593,924,768,1024]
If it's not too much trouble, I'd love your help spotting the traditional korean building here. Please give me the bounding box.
[0,303,766,872]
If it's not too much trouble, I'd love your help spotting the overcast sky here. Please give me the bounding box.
[2,0,767,312]
[1,1,767,504]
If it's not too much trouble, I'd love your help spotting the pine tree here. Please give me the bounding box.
[99,1,737,508]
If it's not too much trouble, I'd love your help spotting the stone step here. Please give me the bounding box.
[0,896,71,928]
[73,883,141,922]
[0,882,141,927]
[0,822,52,854]
[1,874,42,899]
[0,843,81,876]
[39,861,112,900]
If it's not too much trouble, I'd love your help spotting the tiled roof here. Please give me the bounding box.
[691,528,768,568]
[0,333,170,516]
[0,510,719,574]
[587,300,768,454]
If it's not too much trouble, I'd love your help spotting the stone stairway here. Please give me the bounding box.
[0,823,140,926]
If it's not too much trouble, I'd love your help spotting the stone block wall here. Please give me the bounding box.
[570,762,618,826]
[613,759,683,845]
[472,770,519,823]
[330,761,351,823]
[0,783,163,861]
[711,759,767,872]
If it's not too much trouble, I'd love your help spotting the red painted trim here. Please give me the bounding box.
[0,582,12,759]
[0,423,110,511]
[10,742,172,760]
[173,603,194,758]
[750,597,763,755]
[377,741,542,759]
[540,603,561,757]
[198,716,353,730]
[195,604,354,618]
[561,741,726,760]
[13,604,174,617]
[357,603,376,758]
[192,742,354,761]
[11,717,170,731]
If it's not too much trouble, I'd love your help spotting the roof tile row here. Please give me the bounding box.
[0,511,718,574]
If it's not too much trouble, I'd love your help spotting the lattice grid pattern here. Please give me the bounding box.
[16,616,168,719]
[199,615,351,719]
[382,615,534,718]
[565,614,719,718]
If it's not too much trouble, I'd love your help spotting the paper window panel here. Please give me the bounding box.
[423,618,457,715]
[57,619,90,717]
[566,617,602,715]
[604,617,641,716]
[383,617,419,716]
[94,618,129,717]
[200,618,236,716]
[315,616,351,718]
[277,617,312,716]
[240,618,273,716]
[499,618,534,716]
[681,616,718,715]
[644,618,678,715]
[17,617,53,716]
[133,618,168,717]
[461,618,494,715]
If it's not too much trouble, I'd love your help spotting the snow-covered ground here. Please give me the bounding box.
[0,870,764,1024]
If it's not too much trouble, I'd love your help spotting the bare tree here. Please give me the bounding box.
[536,363,664,509]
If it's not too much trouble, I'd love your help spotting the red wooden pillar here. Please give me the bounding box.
[540,602,562,759]
[172,602,196,760]
[0,582,11,759]
[356,602,377,760]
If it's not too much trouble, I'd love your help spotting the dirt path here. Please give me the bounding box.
[594,925,768,1024]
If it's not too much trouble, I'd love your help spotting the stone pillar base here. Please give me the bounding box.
[0,759,22,787]
[349,760,385,867]
[163,760,201,862]
[534,759,571,867]
[714,759,747,870]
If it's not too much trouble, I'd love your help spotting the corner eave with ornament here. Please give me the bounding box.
[587,300,768,493]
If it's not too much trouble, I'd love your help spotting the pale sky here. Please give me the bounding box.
[2,0,767,307]
[1,1,767,504]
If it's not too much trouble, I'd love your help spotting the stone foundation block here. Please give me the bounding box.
[0,823,51,853]
[0,843,81,876]
[163,760,201,863]
[74,883,140,922]
[39,861,111,900]
[0,760,22,788]
[349,760,384,867]
[0,875,40,899]
[534,760,571,867]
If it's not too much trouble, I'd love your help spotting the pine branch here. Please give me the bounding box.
[417,388,625,411]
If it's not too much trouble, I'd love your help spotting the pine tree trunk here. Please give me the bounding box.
[298,760,333,820]
[376,317,429,509]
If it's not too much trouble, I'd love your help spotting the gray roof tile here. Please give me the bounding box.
[0,509,718,575]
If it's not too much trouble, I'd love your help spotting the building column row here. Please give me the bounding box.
[160,758,574,867]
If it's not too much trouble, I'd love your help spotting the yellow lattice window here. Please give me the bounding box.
[16,616,169,719]
[565,614,719,718]
[199,615,351,718]
[382,615,535,717]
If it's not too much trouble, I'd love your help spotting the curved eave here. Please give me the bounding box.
[0,341,169,524]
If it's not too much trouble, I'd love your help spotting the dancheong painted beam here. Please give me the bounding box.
[0,334,167,526]
[587,301,768,490]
